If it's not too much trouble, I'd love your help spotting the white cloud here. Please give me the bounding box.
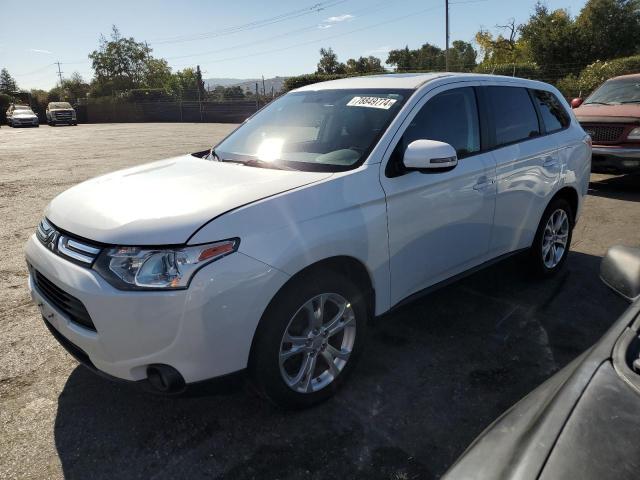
[318,13,354,30]
[29,48,53,54]
[325,14,354,23]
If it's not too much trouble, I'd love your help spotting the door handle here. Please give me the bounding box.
[542,156,559,167]
[473,178,495,191]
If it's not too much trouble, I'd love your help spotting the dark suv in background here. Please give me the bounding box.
[571,74,640,173]
[46,102,77,126]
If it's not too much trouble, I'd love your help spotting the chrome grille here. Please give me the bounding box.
[36,218,101,266]
[582,125,625,143]
[53,111,73,119]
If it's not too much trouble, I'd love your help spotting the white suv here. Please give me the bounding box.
[25,73,591,408]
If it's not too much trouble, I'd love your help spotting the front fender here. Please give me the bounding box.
[189,164,391,314]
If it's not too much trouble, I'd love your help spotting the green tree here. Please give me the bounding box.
[386,46,415,71]
[59,72,90,100]
[344,56,384,74]
[316,48,346,74]
[0,68,18,94]
[475,20,530,65]
[88,25,171,95]
[195,65,206,98]
[386,43,445,71]
[519,4,580,80]
[575,0,640,64]
[166,68,199,99]
[447,41,478,71]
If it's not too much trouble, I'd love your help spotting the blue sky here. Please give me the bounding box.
[1,0,587,90]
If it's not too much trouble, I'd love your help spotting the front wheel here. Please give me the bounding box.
[250,270,368,409]
[529,198,574,276]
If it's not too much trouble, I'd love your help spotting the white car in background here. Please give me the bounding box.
[46,101,77,126]
[6,104,39,127]
[25,73,591,408]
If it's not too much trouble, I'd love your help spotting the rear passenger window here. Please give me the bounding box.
[532,89,570,133]
[487,86,540,147]
[403,87,480,158]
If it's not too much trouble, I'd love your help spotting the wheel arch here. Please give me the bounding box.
[248,255,375,367]
[548,186,580,223]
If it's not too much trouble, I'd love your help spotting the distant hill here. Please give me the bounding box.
[204,76,287,94]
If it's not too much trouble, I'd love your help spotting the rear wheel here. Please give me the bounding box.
[250,270,368,409]
[529,198,574,276]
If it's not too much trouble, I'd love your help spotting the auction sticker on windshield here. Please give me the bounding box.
[347,96,397,109]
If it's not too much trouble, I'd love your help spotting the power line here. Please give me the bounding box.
[149,0,348,45]
[163,0,403,62]
[172,3,445,69]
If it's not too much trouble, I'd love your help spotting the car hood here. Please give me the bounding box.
[574,103,640,121]
[46,154,332,245]
[14,112,37,118]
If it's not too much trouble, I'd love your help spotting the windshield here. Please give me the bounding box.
[14,105,29,110]
[585,78,640,105]
[49,102,72,109]
[213,89,410,171]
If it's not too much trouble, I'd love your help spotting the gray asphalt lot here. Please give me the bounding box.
[1,123,639,479]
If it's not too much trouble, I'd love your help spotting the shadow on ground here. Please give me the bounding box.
[54,251,628,479]
[589,174,640,202]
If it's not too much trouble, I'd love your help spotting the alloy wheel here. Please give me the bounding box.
[279,293,356,393]
[542,208,569,269]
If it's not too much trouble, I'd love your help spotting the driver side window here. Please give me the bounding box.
[387,87,481,176]
[405,87,480,158]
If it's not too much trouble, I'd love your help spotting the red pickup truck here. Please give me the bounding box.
[572,73,640,173]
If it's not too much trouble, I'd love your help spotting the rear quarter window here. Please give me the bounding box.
[532,89,570,133]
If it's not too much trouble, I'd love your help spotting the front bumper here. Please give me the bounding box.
[12,117,38,126]
[591,146,640,173]
[25,234,289,383]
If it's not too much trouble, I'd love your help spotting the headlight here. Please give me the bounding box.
[93,239,239,290]
[627,127,640,140]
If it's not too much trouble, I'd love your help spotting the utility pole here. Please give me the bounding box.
[55,61,64,85]
[445,0,450,72]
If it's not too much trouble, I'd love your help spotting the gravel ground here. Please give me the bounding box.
[1,123,638,479]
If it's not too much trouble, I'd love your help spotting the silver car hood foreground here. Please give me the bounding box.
[46,155,332,245]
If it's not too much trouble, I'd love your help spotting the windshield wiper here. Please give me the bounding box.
[214,155,297,171]
[619,100,640,104]
[241,158,297,170]
[584,101,611,105]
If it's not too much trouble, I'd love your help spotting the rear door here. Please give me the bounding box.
[483,85,562,257]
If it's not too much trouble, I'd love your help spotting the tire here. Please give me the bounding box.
[529,197,574,277]
[249,269,369,409]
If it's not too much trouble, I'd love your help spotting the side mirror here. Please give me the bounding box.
[403,140,458,171]
[600,245,640,302]
[570,97,584,109]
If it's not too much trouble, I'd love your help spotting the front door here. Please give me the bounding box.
[380,85,497,306]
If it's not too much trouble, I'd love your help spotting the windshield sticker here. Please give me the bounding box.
[347,96,397,110]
